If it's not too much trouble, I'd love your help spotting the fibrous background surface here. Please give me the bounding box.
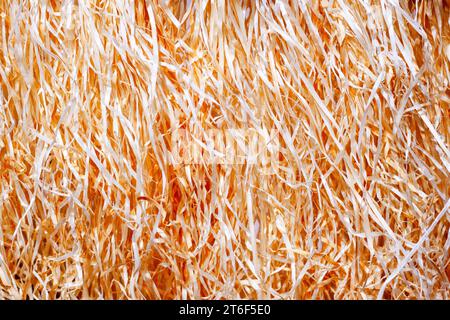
[0,0,449,299]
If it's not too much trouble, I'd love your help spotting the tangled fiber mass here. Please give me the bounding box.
[0,0,449,299]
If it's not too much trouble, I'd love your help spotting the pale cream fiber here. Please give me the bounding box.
[0,0,449,299]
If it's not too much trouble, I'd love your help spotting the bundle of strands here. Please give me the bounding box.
[0,0,449,300]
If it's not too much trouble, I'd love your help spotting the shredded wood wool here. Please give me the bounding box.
[0,0,449,300]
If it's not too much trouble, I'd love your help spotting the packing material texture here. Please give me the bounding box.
[0,0,449,299]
